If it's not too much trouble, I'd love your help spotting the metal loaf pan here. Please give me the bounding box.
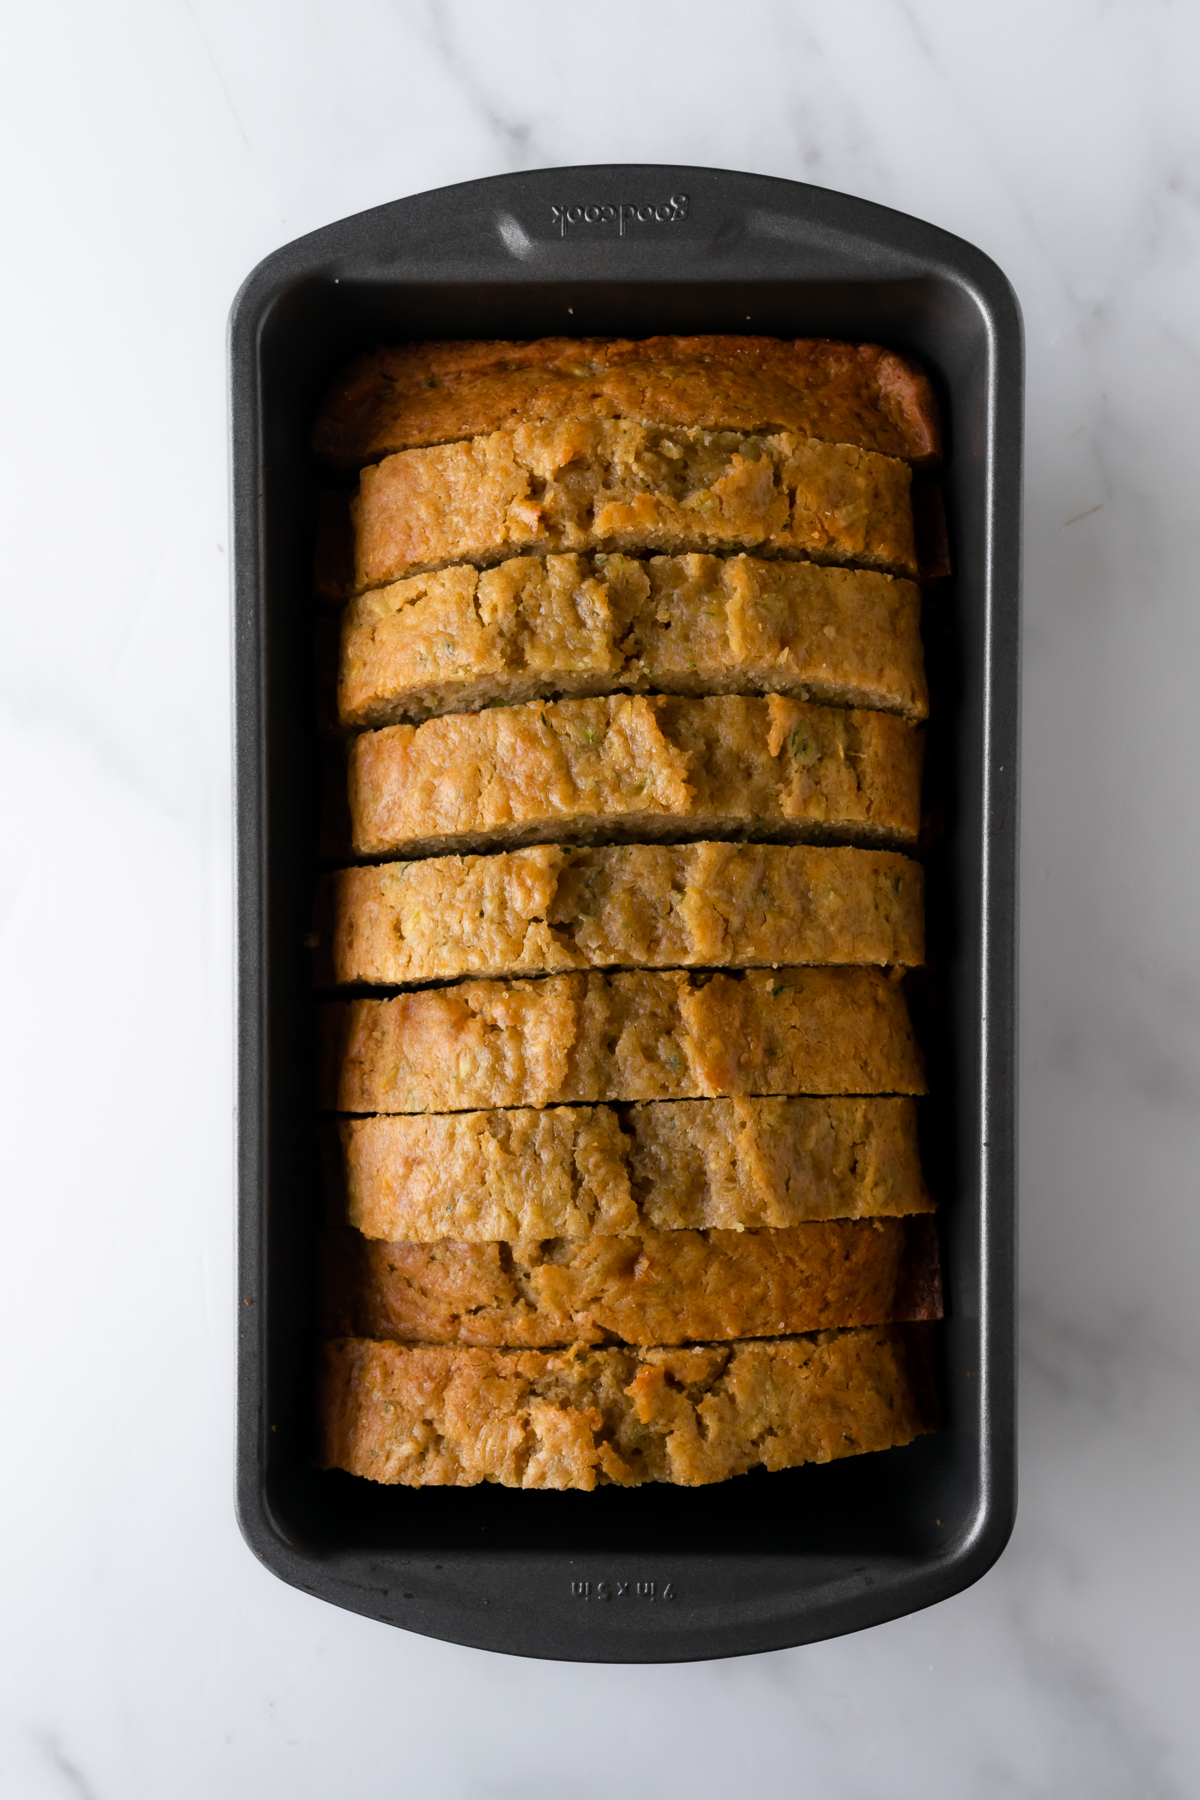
[229,164,1021,1662]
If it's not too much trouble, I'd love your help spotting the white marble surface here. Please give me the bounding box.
[2,0,1199,1792]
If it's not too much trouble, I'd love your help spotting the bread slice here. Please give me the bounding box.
[322,1214,942,1348]
[317,843,924,988]
[338,551,928,727]
[348,693,923,858]
[337,1097,932,1241]
[312,335,941,468]
[322,966,926,1115]
[317,1325,938,1488]
[351,420,917,589]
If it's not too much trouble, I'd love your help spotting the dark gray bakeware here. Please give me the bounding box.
[230,164,1021,1663]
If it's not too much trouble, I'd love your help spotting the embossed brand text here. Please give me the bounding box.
[551,194,690,237]
[570,1579,675,1601]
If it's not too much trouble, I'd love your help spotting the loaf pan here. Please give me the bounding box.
[229,164,1021,1662]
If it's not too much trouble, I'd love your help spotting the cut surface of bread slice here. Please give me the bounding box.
[336,1096,933,1241]
[322,1214,942,1348]
[349,693,923,858]
[322,966,926,1115]
[338,551,928,727]
[351,420,917,588]
[312,334,941,468]
[317,1324,938,1488]
[317,843,924,987]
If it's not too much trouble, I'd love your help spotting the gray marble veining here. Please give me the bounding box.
[2,0,1199,1794]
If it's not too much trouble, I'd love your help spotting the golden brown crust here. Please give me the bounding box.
[348,694,923,858]
[338,552,928,727]
[351,421,917,589]
[313,335,942,468]
[317,843,924,987]
[316,1325,938,1488]
[323,1215,942,1347]
[338,1097,933,1241]
[321,966,926,1114]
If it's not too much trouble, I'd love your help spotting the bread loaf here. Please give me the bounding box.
[313,334,941,467]
[317,843,924,988]
[317,1325,938,1488]
[348,693,923,858]
[338,551,928,727]
[337,1096,932,1241]
[322,966,926,1114]
[352,420,917,589]
[323,1215,942,1347]
[315,333,941,1499]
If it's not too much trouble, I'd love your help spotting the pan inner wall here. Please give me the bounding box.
[253,275,988,1572]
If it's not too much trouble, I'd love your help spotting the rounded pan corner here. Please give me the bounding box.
[233,1454,331,1605]
[232,1466,287,1574]
[227,242,299,371]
